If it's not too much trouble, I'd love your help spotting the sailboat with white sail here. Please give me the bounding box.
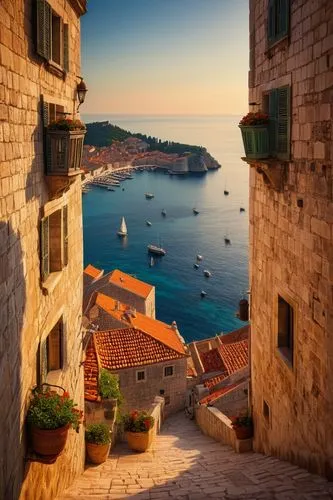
[117,216,128,237]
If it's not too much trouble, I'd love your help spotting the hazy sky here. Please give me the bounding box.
[81,0,249,115]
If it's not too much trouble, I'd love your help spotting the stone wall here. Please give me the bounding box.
[102,283,156,318]
[0,0,86,498]
[249,0,333,478]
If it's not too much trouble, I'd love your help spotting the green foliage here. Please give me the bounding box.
[123,410,155,433]
[231,411,253,428]
[99,369,123,402]
[85,423,111,445]
[48,118,86,131]
[27,387,82,431]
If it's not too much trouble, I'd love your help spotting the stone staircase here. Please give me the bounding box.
[58,412,333,499]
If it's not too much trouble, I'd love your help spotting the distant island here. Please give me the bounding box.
[82,121,221,174]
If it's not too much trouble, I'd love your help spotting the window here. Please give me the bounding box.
[40,206,69,281]
[36,0,69,72]
[263,400,270,421]
[47,319,63,371]
[268,0,290,46]
[264,85,291,160]
[164,366,174,377]
[277,295,294,365]
[136,370,146,382]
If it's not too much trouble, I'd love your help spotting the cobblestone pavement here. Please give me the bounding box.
[59,412,333,500]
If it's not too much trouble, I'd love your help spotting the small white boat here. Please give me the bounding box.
[117,217,127,237]
[196,254,203,261]
[193,263,199,269]
[145,193,154,199]
[201,290,207,297]
[193,208,199,215]
[161,209,166,216]
[203,270,212,278]
[146,220,152,227]
[147,244,166,256]
[149,256,154,267]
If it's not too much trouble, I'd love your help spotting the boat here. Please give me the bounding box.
[149,256,154,267]
[122,188,125,191]
[224,190,229,196]
[145,193,154,199]
[146,220,152,227]
[193,208,200,215]
[240,207,246,212]
[203,270,212,278]
[161,209,166,216]
[117,217,127,237]
[200,291,207,297]
[193,263,199,269]
[224,236,231,245]
[196,254,203,261]
[147,244,166,256]
[107,187,115,191]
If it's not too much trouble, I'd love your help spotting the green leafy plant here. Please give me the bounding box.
[27,387,83,431]
[239,112,269,126]
[230,412,253,429]
[85,423,111,445]
[48,118,86,131]
[123,410,154,433]
[99,369,123,402]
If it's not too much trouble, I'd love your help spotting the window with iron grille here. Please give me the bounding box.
[268,0,290,47]
[40,206,69,281]
[263,85,291,160]
[36,0,69,72]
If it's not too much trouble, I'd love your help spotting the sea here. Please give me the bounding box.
[81,114,249,343]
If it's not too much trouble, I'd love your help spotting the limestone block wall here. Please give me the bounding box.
[0,0,86,498]
[249,0,333,477]
[195,406,236,449]
[113,358,187,417]
[103,282,156,318]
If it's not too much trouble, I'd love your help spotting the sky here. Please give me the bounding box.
[81,0,249,115]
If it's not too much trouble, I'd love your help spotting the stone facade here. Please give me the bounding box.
[0,0,86,498]
[249,0,333,477]
[106,282,156,318]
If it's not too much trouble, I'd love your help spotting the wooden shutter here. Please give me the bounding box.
[278,0,290,39]
[268,89,278,156]
[42,100,49,127]
[40,217,50,280]
[63,24,69,73]
[36,0,51,60]
[267,0,275,45]
[277,85,291,159]
[47,321,63,371]
[62,205,68,266]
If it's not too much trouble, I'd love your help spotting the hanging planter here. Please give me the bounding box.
[46,118,86,175]
[27,384,83,458]
[239,112,269,159]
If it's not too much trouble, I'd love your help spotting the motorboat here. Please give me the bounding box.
[117,217,127,237]
[203,270,212,278]
[224,236,231,245]
[200,291,207,297]
[224,190,229,196]
[161,209,166,216]
[193,263,199,269]
[193,208,199,215]
[146,220,152,227]
[196,254,203,261]
[145,193,154,199]
[147,244,166,256]
[240,207,246,212]
[149,256,154,267]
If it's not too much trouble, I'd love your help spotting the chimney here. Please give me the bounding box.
[171,321,178,330]
[115,300,120,311]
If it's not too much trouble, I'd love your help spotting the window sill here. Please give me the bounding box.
[42,271,62,295]
[46,60,67,80]
[266,35,289,58]
[46,369,63,387]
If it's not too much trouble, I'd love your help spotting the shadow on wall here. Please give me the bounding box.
[0,221,26,499]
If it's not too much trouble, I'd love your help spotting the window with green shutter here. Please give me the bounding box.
[267,85,291,160]
[40,217,50,281]
[267,0,290,46]
[40,204,69,281]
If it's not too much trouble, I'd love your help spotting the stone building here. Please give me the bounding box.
[247,0,333,477]
[0,0,87,498]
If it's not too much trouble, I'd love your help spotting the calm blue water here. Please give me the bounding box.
[82,114,249,342]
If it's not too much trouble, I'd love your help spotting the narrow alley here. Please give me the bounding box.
[59,413,333,500]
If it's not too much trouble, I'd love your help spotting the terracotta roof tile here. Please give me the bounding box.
[199,383,239,405]
[109,269,154,299]
[218,340,248,375]
[220,325,250,344]
[84,338,99,402]
[203,372,228,389]
[95,293,186,355]
[84,264,104,279]
[200,348,225,373]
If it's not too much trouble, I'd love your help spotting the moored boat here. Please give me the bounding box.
[196,254,203,261]
[193,263,199,269]
[147,244,166,256]
[146,220,152,226]
[200,290,207,297]
[117,217,127,237]
[161,209,166,216]
[193,208,199,215]
[145,193,154,199]
[203,270,212,277]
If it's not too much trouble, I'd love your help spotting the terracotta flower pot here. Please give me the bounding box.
[31,424,69,456]
[86,442,111,464]
[126,428,154,452]
[234,425,253,440]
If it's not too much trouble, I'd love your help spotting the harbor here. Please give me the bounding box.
[82,165,156,193]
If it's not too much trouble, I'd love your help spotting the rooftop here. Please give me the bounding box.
[109,269,154,299]
[84,264,104,280]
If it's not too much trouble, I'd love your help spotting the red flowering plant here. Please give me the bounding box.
[123,410,155,433]
[230,411,253,429]
[27,385,83,432]
[239,112,269,126]
[48,118,86,131]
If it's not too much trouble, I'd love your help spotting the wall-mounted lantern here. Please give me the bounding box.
[76,77,88,110]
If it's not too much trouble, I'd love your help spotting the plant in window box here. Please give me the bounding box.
[239,112,269,159]
[27,384,83,457]
[123,410,155,452]
[85,423,111,464]
[46,118,86,175]
[230,412,253,440]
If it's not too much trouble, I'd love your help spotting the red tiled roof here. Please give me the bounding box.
[109,269,154,298]
[219,340,248,375]
[84,338,99,402]
[199,383,239,405]
[84,264,104,279]
[200,348,224,373]
[203,372,228,389]
[220,325,250,344]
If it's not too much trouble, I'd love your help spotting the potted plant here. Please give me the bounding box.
[99,369,123,420]
[123,410,155,452]
[46,117,86,175]
[239,111,269,159]
[85,423,111,464]
[27,385,83,457]
[231,412,253,440]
